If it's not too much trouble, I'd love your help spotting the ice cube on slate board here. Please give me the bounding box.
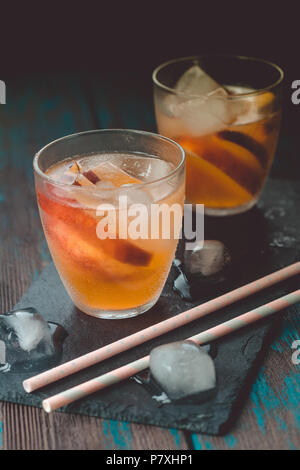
[184,240,231,276]
[0,307,67,372]
[149,340,216,403]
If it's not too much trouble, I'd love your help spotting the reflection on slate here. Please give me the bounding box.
[174,205,270,301]
[0,178,299,435]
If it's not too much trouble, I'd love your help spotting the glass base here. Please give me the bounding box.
[74,297,158,319]
[203,198,258,217]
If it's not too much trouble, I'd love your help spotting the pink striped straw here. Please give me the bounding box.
[42,289,300,413]
[23,261,300,394]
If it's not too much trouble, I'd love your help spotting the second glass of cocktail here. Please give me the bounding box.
[34,130,185,319]
[153,55,283,215]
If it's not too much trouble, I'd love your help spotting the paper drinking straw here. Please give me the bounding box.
[42,289,300,413]
[23,261,300,393]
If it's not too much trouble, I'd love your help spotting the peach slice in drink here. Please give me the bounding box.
[184,149,252,207]
[37,187,152,268]
[179,134,264,195]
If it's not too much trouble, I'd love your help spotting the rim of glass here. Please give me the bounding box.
[33,128,185,190]
[152,54,284,99]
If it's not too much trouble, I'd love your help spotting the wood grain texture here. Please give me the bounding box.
[0,402,190,450]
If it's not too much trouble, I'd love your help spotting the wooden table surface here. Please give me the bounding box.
[0,75,299,450]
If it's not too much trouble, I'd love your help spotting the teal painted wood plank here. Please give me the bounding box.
[99,419,189,450]
[118,93,156,131]
[0,78,92,309]
[0,76,95,305]
[88,76,156,132]
[102,420,133,449]
[0,75,94,181]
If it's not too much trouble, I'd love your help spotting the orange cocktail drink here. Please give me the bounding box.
[34,130,185,319]
[153,55,283,215]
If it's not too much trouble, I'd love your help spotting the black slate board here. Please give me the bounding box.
[1,178,300,435]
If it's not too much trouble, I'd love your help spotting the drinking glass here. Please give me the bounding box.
[153,55,284,215]
[34,129,185,319]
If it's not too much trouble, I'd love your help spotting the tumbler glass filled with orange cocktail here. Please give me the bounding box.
[153,55,283,215]
[34,130,185,319]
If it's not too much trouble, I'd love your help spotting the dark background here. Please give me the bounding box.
[1,3,297,80]
[1,2,299,175]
